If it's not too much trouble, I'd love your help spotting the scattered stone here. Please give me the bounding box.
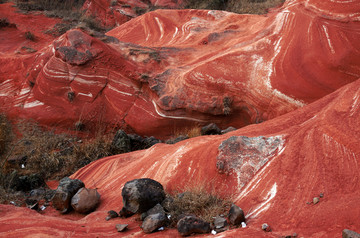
[319,193,324,198]
[106,210,119,221]
[313,197,320,205]
[306,202,311,205]
[241,222,247,228]
[201,123,221,135]
[67,91,75,102]
[111,130,131,154]
[211,230,217,235]
[177,215,211,236]
[141,213,168,233]
[293,233,298,237]
[342,229,360,238]
[71,188,101,214]
[141,203,166,221]
[228,204,245,226]
[221,126,237,134]
[262,223,271,232]
[120,178,166,216]
[116,224,128,232]
[52,177,84,213]
[214,216,228,233]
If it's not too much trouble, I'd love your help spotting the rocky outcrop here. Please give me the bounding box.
[141,213,168,233]
[217,135,284,188]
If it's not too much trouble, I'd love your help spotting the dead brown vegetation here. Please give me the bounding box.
[166,185,232,226]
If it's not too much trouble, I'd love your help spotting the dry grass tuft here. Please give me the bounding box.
[2,120,113,181]
[166,185,232,226]
[173,126,202,139]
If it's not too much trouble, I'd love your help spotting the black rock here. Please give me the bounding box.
[141,203,166,221]
[201,123,221,135]
[143,136,161,149]
[120,178,166,215]
[177,215,211,236]
[111,130,131,154]
[228,204,245,226]
[51,177,84,213]
[106,210,119,221]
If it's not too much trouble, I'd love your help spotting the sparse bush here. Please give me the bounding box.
[166,186,232,226]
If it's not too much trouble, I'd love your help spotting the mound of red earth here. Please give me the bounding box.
[2,0,360,137]
[0,0,360,237]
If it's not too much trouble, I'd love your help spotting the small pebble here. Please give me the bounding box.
[313,197,320,204]
[319,193,324,198]
[115,224,128,232]
[211,230,217,235]
[241,222,246,228]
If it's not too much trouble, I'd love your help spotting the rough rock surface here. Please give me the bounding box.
[140,203,165,221]
[217,135,284,188]
[120,178,166,215]
[71,188,101,214]
[177,215,211,236]
[343,229,360,238]
[141,213,168,233]
[52,177,85,213]
[3,0,360,138]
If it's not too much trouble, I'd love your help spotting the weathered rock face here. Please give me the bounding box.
[71,188,101,214]
[177,215,211,236]
[120,178,166,215]
[52,177,85,213]
[217,135,284,188]
[3,0,360,138]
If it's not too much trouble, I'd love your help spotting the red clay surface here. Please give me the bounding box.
[0,0,360,237]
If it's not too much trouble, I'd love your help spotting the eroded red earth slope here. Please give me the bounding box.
[0,0,359,237]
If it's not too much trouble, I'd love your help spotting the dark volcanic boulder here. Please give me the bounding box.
[52,177,84,213]
[201,123,221,135]
[10,173,45,192]
[71,188,101,214]
[141,213,168,233]
[111,130,131,154]
[120,178,166,216]
[177,215,211,236]
[228,204,245,226]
